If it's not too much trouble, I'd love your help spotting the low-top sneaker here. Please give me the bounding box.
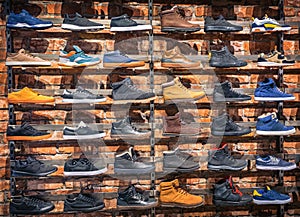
[256,155,297,171]
[61,13,104,31]
[8,87,55,104]
[256,112,295,136]
[64,158,107,176]
[258,50,295,67]
[204,15,243,32]
[251,15,291,33]
[253,186,291,205]
[213,81,251,102]
[6,49,51,66]
[103,50,145,68]
[62,86,106,103]
[63,121,106,139]
[110,14,152,32]
[64,193,105,213]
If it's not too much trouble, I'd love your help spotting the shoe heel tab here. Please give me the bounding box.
[253,190,262,196]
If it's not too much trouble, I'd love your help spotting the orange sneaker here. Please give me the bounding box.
[8,87,55,104]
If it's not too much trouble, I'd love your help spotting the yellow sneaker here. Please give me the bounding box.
[8,87,55,104]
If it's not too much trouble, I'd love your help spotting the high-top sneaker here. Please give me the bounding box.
[211,113,251,136]
[209,46,247,68]
[213,81,251,102]
[208,143,247,171]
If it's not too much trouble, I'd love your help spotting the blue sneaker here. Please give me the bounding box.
[256,112,295,136]
[103,50,145,68]
[253,186,291,205]
[7,10,53,29]
[254,78,295,101]
[58,45,100,67]
[256,155,296,171]
[251,15,291,33]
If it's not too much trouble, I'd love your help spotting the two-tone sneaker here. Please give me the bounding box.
[251,15,291,32]
[62,86,106,103]
[213,81,251,102]
[110,14,152,32]
[61,13,104,31]
[257,51,295,67]
[253,186,291,205]
[256,155,296,171]
[6,49,51,66]
[103,50,145,68]
[256,112,295,136]
[63,121,106,140]
[64,158,107,176]
[64,193,105,213]
[204,15,243,32]
[7,123,52,141]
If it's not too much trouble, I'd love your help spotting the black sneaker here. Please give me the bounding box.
[163,149,199,173]
[114,147,155,174]
[208,144,247,171]
[213,81,251,102]
[209,46,247,68]
[211,113,251,136]
[63,121,106,140]
[213,176,252,206]
[111,117,151,139]
[61,13,104,31]
[110,14,152,32]
[12,156,57,177]
[62,86,106,103]
[204,15,243,32]
[117,185,158,209]
[64,193,105,213]
[64,158,107,176]
[7,122,52,141]
[10,196,55,215]
[111,78,156,102]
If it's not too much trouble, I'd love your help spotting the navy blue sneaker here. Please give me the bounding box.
[103,51,145,68]
[254,78,295,101]
[253,186,291,205]
[256,155,296,171]
[256,112,295,136]
[7,10,53,29]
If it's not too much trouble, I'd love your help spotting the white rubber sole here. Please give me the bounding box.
[58,59,101,67]
[110,24,152,32]
[63,133,106,140]
[64,167,107,176]
[256,128,295,136]
[253,198,291,205]
[6,61,51,66]
[254,96,295,101]
[256,164,297,171]
[62,98,106,103]
[7,23,52,28]
[61,24,104,31]
[251,26,291,32]
[257,62,295,67]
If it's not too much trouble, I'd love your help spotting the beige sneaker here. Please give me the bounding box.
[6,49,51,66]
[257,50,295,67]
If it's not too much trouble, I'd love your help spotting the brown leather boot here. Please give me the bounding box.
[160,6,200,33]
[159,179,204,208]
[162,112,200,136]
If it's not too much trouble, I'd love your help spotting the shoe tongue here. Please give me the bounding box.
[77,121,87,128]
[20,9,29,15]
[121,14,129,18]
[172,179,180,187]
[21,122,30,129]
[265,186,271,191]
[124,116,132,124]
[73,45,83,53]
[75,12,83,18]
[217,15,225,20]
[26,156,36,163]
[220,143,228,150]
[18,49,26,54]
[227,176,233,188]
[171,5,178,11]
[271,112,277,119]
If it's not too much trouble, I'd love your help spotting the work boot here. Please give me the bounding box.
[162,77,205,103]
[163,149,199,172]
[160,6,200,33]
[163,112,200,136]
[159,179,204,208]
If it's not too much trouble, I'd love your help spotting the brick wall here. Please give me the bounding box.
[1,0,300,216]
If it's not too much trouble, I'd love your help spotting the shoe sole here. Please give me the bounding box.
[8,99,55,104]
[164,95,205,104]
[163,166,200,173]
[160,202,204,208]
[6,61,52,66]
[211,130,251,136]
[114,167,155,174]
[64,167,107,176]
[214,199,252,206]
[253,198,291,205]
[207,164,247,171]
[62,98,106,103]
[63,133,106,140]
[103,61,145,68]
[110,133,151,139]
[12,167,58,177]
[64,204,105,213]
[251,26,291,33]
[254,96,295,101]
[110,25,152,32]
[61,24,104,31]
[209,62,248,68]
[11,205,55,215]
[7,134,52,141]
[256,128,295,136]
[162,132,200,136]
[161,62,200,68]
[204,26,243,32]
[117,201,158,210]
[161,27,201,33]
[214,97,251,102]
[7,23,53,29]
[112,96,157,103]
[256,164,297,171]
[58,60,101,67]
[257,62,295,67]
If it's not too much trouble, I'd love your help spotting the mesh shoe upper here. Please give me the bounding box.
[63,13,103,27]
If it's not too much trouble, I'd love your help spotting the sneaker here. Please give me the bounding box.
[253,186,291,205]
[211,113,251,136]
[111,77,155,102]
[64,193,105,213]
[214,176,252,206]
[204,15,243,32]
[10,196,55,215]
[111,117,151,139]
[61,13,104,31]
[209,46,247,68]
[63,121,106,140]
[110,14,152,32]
[161,47,201,68]
[208,143,247,171]
[58,45,101,67]
[257,50,295,67]
[256,112,295,136]
[163,149,199,172]
[160,6,201,33]
[103,50,145,68]
[213,81,251,102]
[6,49,51,66]
[62,86,106,103]
[8,87,55,104]
[117,185,158,209]
[64,158,107,176]
[114,147,155,174]
[256,155,297,171]
[7,123,52,141]
[251,15,291,33]
[254,78,295,101]
[162,77,205,103]
[7,9,53,29]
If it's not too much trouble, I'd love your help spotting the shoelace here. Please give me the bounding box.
[79,194,95,203]
[265,85,285,95]
[269,156,280,164]
[76,88,95,97]
[175,184,189,196]
[25,197,46,206]
[22,51,41,60]
[177,82,190,93]
[127,84,146,93]
[227,117,239,130]
[123,15,136,25]
[129,187,145,200]
[23,124,39,133]
[232,184,243,196]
